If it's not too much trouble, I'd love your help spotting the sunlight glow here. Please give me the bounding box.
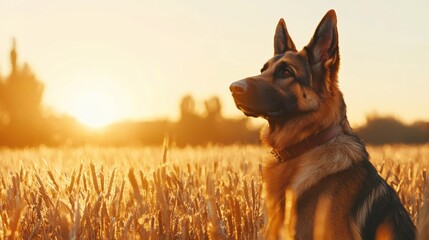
[75,92,116,128]
[71,90,118,129]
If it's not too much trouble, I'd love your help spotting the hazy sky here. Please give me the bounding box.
[0,1,428,126]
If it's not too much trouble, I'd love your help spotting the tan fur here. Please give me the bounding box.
[257,14,366,237]
[289,134,364,195]
[261,81,344,151]
[260,51,347,151]
[231,10,415,239]
[355,182,387,230]
[293,84,320,112]
[263,166,367,239]
[262,133,366,238]
[350,221,363,240]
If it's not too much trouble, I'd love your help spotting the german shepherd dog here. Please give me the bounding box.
[230,10,415,240]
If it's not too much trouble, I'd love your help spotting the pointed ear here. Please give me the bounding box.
[274,18,297,55]
[306,10,338,64]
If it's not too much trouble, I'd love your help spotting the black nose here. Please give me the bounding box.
[229,80,248,94]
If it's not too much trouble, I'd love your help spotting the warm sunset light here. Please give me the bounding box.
[71,90,118,128]
[1,1,428,126]
[0,1,427,147]
[0,2,428,239]
[63,74,124,129]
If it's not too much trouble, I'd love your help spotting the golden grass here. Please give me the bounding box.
[0,144,428,239]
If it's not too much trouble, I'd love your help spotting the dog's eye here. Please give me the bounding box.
[282,69,293,77]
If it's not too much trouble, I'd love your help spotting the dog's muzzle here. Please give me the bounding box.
[230,79,286,118]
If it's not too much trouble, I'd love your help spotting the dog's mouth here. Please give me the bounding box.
[235,103,285,118]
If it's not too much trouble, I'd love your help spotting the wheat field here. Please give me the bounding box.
[0,145,428,239]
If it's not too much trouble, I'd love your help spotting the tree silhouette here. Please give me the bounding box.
[0,39,45,146]
[173,94,260,146]
[179,94,197,120]
[0,73,5,125]
[204,96,221,120]
[176,95,202,145]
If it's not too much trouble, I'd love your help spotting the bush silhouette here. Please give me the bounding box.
[357,115,429,145]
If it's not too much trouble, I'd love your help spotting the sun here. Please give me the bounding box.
[72,91,116,128]
[71,90,118,129]
[70,77,120,129]
[64,74,133,129]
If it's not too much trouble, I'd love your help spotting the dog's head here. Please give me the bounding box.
[230,10,343,127]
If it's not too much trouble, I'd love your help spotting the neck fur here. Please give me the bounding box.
[261,92,353,150]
